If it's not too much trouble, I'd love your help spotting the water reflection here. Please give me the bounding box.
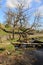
[33,49,43,65]
[23,48,43,65]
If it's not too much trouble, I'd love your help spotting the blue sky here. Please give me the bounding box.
[0,0,43,29]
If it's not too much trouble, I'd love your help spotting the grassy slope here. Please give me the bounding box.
[0,43,15,53]
[0,29,7,35]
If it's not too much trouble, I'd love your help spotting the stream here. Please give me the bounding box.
[25,48,43,65]
[33,49,43,65]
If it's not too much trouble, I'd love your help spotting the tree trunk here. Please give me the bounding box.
[12,28,14,39]
[19,34,21,41]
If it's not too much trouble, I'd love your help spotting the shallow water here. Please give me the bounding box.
[23,48,43,65]
[32,49,43,65]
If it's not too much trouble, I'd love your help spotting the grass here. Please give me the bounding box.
[0,43,24,55]
[38,37,43,42]
[6,44,15,52]
[0,43,15,53]
[9,38,19,43]
[0,29,7,35]
[0,26,12,35]
[29,35,43,42]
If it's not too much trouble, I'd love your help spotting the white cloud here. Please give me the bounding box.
[23,0,32,8]
[38,5,43,10]
[6,0,18,8]
[38,5,43,16]
[33,5,43,17]
[35,0,41,3]
[6,0,32,8]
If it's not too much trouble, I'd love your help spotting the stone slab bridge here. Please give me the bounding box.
[11,42,43,48]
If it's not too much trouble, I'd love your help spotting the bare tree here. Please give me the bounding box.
[0,1,42,42]
[31,10,42,30]
[4,9,19,39]
[4,1,30,40]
